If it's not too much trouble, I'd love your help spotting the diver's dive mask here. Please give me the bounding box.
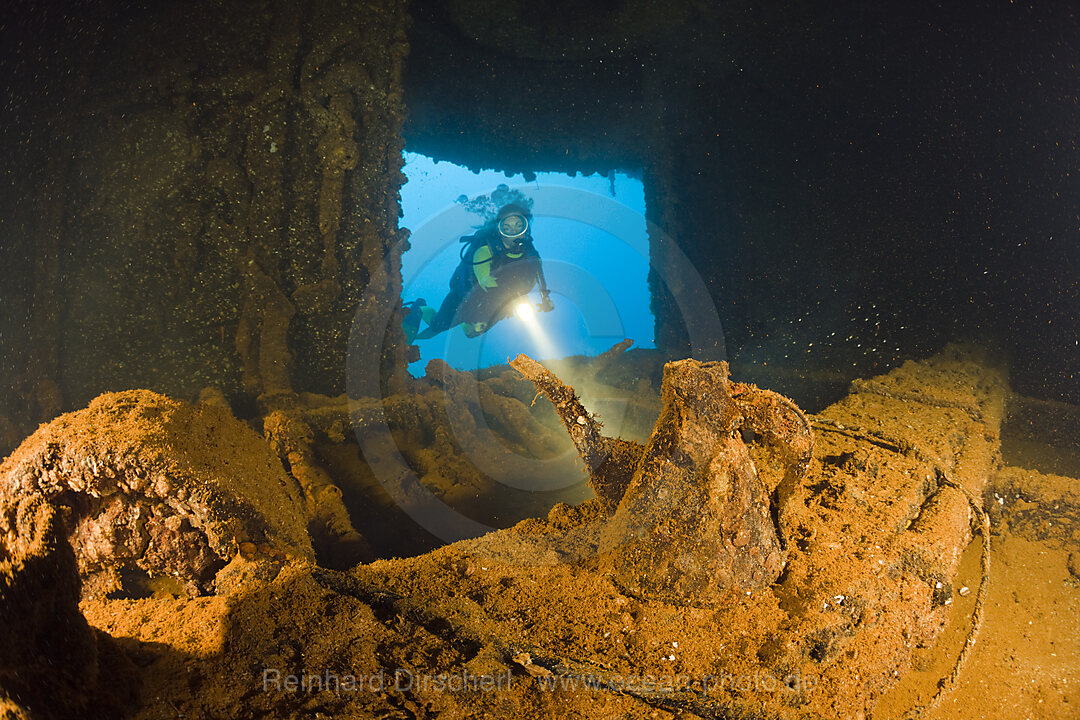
[497,212,529,241]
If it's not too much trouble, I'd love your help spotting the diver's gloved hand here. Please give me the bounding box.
[478,275,498,290]
[401,299,426,343]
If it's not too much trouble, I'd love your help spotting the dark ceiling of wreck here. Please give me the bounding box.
[403,0,1080,403]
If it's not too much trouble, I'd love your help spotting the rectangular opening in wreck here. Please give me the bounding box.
[399,151,654,374]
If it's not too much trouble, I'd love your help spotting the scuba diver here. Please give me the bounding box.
[404,202,553,342]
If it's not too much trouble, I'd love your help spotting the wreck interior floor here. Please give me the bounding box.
[878,527,1079,719]
[48,349,1078,718]
[332,360,1080,718]
[877,399,1080,719]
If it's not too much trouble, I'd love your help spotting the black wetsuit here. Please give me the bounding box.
[419,229,542,338]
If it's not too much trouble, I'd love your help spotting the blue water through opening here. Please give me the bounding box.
[399,152,654,374]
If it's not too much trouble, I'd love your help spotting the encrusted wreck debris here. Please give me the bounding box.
[0,390,314,597]
[337,349,1000,719]
[511,353,813,601]
[0,349,1015,718]
[0,497,108,718]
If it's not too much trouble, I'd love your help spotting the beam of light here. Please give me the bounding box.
[514,297,560,360]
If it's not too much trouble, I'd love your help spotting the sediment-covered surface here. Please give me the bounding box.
[0,497,103,718]
[6,348,1066,719]
[876,462,1080,719]
[0,390,313,598]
